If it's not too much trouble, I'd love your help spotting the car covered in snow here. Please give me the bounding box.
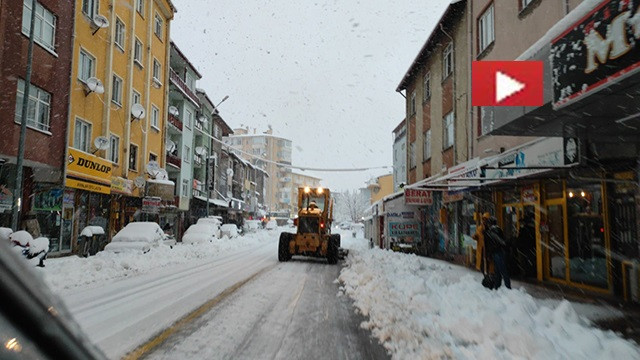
[265,220,278,230]
[182,223,219,244]
[243,220,262,233]
[104,222,169,253]
[220,224,239,238]
[196,217,222,238]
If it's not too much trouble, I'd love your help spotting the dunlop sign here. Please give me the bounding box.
[66,148,112,194]
[404,188,433,206]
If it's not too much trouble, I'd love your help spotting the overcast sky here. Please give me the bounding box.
[171,0,450,192]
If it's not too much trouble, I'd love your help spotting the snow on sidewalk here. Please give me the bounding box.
[40,230,277,293]
[338,244,640,360]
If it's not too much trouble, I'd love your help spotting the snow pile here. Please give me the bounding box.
[221,224,239,238]
[0,227,12,242]
[80,226,105,237]
[41,230,276,292]
[105,222,164,253]
[338,248,640,360]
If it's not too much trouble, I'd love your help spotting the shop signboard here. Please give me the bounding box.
[0,185,12,212]
[388,222,421,239]
[33,188,63,211]
[404,188,433,206]
[66,148,112,194]
[552,0,640,108]
[443,190,464,204]
[142,197,162,214]
[485,137,574,180]
[111,177,134,196]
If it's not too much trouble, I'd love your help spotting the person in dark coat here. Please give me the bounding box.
[517,213,536,278]
[484,217,511,289]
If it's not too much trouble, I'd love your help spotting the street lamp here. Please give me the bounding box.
[212,95,229,115]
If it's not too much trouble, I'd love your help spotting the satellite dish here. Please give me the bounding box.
[156,168,168,180]
[169,106,179,116]
[134,176,145,189]
[165,139,176,153]
[146,161,160,176]
[94,136,109,151]
[195,146,207,156]
[92,15,110,29]
[131,103,146,120]
[226,168,234,177]
[85,77,104,95]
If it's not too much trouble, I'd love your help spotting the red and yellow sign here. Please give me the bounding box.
[65,148,112,194]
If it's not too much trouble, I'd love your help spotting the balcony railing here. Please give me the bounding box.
[167,154,182,168]
[170,68,200,106]
[168,113,183,131]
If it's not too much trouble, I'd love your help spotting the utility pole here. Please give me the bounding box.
[12,0,38,231]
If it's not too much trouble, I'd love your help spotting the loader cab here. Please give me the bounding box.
[297,187,332,234]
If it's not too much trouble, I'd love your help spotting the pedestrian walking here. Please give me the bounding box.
[485,217,511,289]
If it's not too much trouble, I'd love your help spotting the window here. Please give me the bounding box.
[149,153,157,163]
[185,109,192,128]
[214,124,220,139]
[151,105,159,129]
[480,106,495,136]
[154,13,163,39]
[136,0,144,15]
[443,112,455,149]
[423,129,431,160]
[409,91,416,116]
[78,49,95,82]
[182,179,189,197]
[185,73,195,91]
[443,43,453,79]
[153,59,161,83]
[183,145,191,163]
[15,79,51,132]
[423,73,431,101]
[111,74,123,105]
[409,143,416,168]
[108,134,119,163]
[132,90,141,105]
[129,144,138,171]
[478,4,495,53]
[81,0,99,17]
[114,18,125,50]
[74,118,92,152]
[23,0,57,53]
[134,38,143,65]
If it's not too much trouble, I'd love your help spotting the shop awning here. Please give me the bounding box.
[193,195,230,208]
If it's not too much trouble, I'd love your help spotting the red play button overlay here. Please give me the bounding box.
[472,61,543,107]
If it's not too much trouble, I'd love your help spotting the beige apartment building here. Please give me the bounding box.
[290,170,322,213]
[223,128,293,215]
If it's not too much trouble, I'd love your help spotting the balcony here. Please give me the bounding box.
[193,155,203,168]
[170,68,200,107]
[167,154,182,168]
[168,113,183,131]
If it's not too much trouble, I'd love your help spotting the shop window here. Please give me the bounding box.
[566,184,607,287]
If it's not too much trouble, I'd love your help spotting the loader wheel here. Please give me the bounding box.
[327,235,339,264]
[278,233,292,262]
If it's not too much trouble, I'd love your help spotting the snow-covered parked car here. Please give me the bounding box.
[182,223,219,244]
[104,222,169,253]
[265,220,278,230]
[7,230,49,267]
[220,224,239,238]
[196,217,222,238]
[243,220,261,233]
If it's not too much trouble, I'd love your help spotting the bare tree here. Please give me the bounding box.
[334,189,369,223]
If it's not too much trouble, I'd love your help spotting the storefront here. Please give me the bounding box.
[63,148,112,254]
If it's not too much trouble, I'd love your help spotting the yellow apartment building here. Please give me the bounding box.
[64,0,175,251]
[368,174,394,204]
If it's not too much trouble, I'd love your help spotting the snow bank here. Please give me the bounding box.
[29,237,49,255]
[41,230,277,292]
[338,247,640,360]
[221,224,239,238]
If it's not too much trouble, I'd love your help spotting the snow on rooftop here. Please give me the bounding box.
[147,178,175,186]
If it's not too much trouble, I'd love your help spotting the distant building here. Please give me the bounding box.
[291,170,322,215]
[392,119,407,191]
[367,174,394,204]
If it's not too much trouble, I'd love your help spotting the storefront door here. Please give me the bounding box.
[544,201,567,281]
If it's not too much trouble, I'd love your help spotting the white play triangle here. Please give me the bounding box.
[496,71,526,103]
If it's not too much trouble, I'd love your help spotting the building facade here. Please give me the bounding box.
[392,119,407,192]
[367,174,394,204]
[64,0,175,253]
[0,0,75,252]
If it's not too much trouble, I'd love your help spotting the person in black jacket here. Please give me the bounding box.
[484,217,511,289]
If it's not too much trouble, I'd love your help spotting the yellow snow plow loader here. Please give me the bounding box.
[278,187,342,264]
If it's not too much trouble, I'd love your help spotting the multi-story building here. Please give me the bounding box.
[0,0,75,253]
[392,119,407,192]
[223,128,293,215]
[367,174,394,204]
[65,0,175,250]
[164,41,201,233]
